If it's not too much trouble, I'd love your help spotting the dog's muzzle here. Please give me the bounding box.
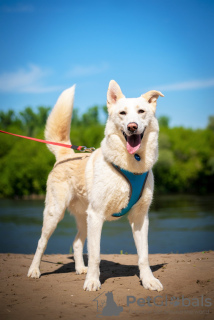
[122,127,146,142]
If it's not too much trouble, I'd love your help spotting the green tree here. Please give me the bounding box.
[207,116,214,131]
[82,106,99,126]
[158,116,170,128]
[71,109,81,126]
[37,106,51,127]
[0,110,21,129]
[19,107,38,136]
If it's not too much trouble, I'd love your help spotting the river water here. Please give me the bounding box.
[0,195,213,254]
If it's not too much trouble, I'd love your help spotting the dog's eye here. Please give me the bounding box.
[119,111,126,115]
[138,109,145,114]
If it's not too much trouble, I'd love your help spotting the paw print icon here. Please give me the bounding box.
[170,296,180,306]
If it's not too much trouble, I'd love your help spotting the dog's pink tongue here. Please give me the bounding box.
[126,134,141,154]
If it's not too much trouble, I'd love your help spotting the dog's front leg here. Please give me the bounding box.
[83,204,103,291]
[129,212,163,292]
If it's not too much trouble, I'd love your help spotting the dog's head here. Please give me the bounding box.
[106,80,164,155]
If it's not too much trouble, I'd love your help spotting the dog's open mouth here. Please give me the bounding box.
[123,128,146,154]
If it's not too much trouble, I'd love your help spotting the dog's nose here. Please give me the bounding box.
[127,122,138,132]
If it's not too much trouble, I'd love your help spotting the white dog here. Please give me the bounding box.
[27,80,164,292]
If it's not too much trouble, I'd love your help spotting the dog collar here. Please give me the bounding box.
[112,164,149,218]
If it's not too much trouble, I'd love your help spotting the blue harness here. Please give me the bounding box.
[112,165,149,218]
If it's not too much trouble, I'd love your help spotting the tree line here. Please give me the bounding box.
[0,107,214,197]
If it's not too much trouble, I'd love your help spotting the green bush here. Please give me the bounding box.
[0,106,214,197]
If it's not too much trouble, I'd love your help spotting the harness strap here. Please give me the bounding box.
[53,155,90,169]
[112,165,149,218]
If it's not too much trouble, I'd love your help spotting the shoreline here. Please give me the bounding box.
[1,193,214,201]
[0,252,213,319]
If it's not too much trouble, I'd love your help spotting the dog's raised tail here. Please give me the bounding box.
[45,85,75,160]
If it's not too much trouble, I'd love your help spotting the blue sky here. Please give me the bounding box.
[0,0,214,128]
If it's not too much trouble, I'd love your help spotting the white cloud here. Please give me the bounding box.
[67,63,109,77]
[157,78,214,92]
[0,64,62,93]
[1,4,34,13]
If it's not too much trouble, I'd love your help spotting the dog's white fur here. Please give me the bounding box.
[27,80,164,292]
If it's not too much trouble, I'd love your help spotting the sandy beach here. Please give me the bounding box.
[0,252,213,320]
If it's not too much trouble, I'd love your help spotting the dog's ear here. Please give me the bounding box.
[142,90,164,113]
[107,80,125,110]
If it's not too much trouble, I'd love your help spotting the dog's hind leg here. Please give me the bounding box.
[72,214,87,274]
[27,179,72,278]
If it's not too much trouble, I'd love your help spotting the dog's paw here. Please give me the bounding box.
[141,275,163,292]
[76,266,88,275]
[83,278,101,291]
[27,267,41,279]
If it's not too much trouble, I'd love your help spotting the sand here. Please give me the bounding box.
[0,252,213,320]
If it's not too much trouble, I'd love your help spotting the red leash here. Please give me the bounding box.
[0,129,95,153]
